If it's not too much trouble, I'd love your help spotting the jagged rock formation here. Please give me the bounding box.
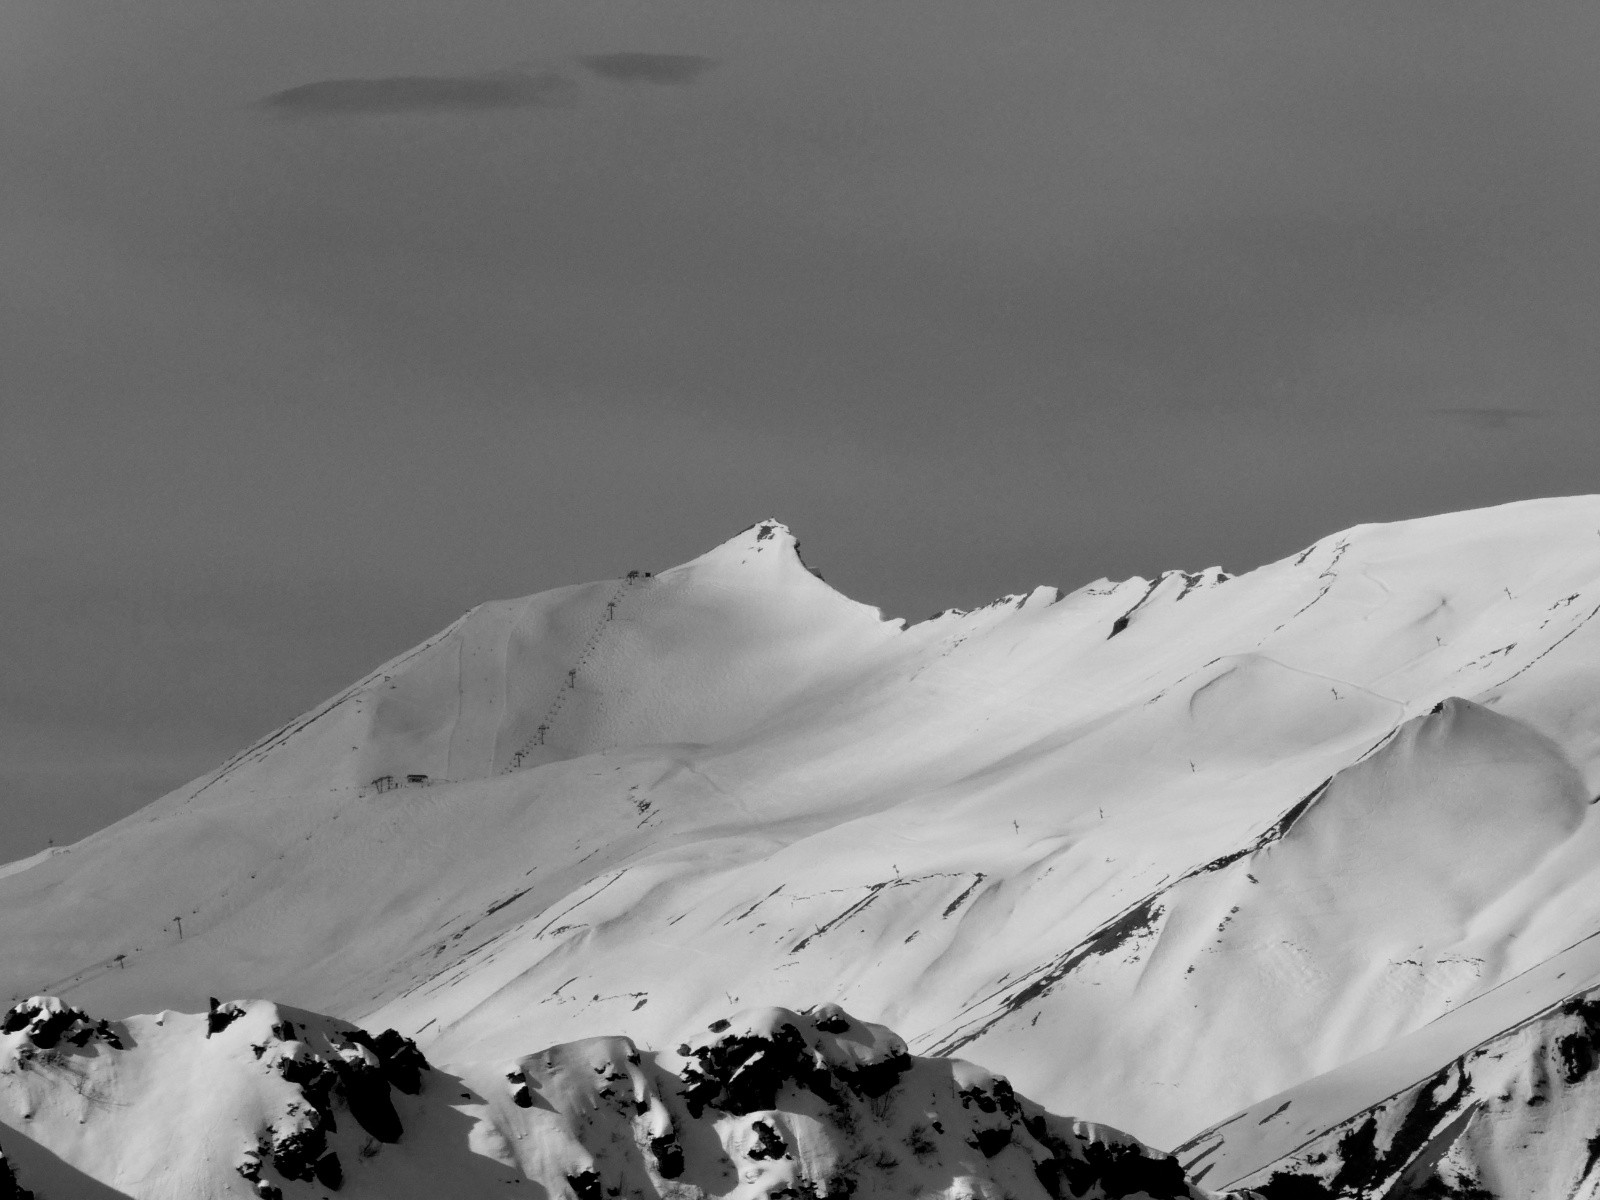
[491,1003,1225,1200]
[0,996,1230,1199]
[0,1148,32,1200]
[0,996,461,1199]
[1,997,122,1052]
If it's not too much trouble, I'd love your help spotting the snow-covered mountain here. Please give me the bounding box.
[1178,985,1600,1200]
[0,994,1223,1200]
[8,498,1600,1197]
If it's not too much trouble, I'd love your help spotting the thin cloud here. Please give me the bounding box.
[1428,407,1548,431]
[577,53,718,85]
[260,70,574,116]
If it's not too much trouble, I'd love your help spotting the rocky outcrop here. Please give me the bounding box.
[1,995,434,1199]
[1,997,122,1051]
[241,1008,432,1191]
[0,1149,32,1200]
[1226,986,1600,1200]
[497,1003,1234,1200]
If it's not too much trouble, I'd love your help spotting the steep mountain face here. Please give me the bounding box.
[7,499,1600,1196]
[180,523,903,797]
[922,695,1600,1138]
[1180,987,1600,1200]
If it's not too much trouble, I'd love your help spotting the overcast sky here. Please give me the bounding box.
[3,1,1599,859]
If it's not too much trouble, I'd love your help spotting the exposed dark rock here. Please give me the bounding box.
[341,1026,431,1094]
[1107,576,1164,639]
[1556,996,1600,1085]
[1583,1132,1600,1183]
[1050,1138,1189,1200]
[313,1151,344,1190]
[838,1055,908,1099]
[1,998,121,1052]
[1256,1170,1335,1200]
[649,1133,685,1178]
[958,1075,1018,1118]
[207,998,245,1037]
[1023,1107,1191,1200]
[335,1053,404,1143]
[271,1124,329,1182]
[1384,1068,1470,1168]
[7,1005,76,1049]
[814,1010,850,1034]
[261,1017,433,1160]
[518,1008,1229,1200]
[748,1120,790,1160]
[1102,1143,1189,1200]
[274,1032,405,1145]
[1328,1117,1380,1195]
[969,1126,1012,1157]
[0,1150,34,1200]
[277,1055,339,1118]
[680,1021,836,1118]
[236,1143,283,1199]
[1321,1065,1470,1197]
[1408,1172,1493,1200]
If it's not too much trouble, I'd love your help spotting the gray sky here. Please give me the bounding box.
[4,1,1599,860]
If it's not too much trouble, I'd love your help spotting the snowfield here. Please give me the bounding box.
[7,498,1600,1196]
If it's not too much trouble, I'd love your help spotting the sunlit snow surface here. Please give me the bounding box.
[0,997,1220,1200]
[8,499,1600,1196]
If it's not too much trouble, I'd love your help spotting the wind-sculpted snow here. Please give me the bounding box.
[10,502,1600,1190]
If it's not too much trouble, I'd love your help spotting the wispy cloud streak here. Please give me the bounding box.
[577,53,717,85]
[260,70,573,115]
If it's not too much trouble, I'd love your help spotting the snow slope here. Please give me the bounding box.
[0,994,1222,1200]
[7,501,1600,1193]
[1180,984,1600,1200]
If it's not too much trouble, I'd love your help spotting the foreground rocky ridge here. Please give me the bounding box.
[1180,985,1600,1200]
[0,996,451,1199]
[0,998,1231,1200]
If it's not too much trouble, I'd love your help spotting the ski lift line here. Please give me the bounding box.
[192,612,473,800]
[506,575,648,771]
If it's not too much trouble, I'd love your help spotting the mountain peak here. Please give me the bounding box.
[679,519,802,568]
